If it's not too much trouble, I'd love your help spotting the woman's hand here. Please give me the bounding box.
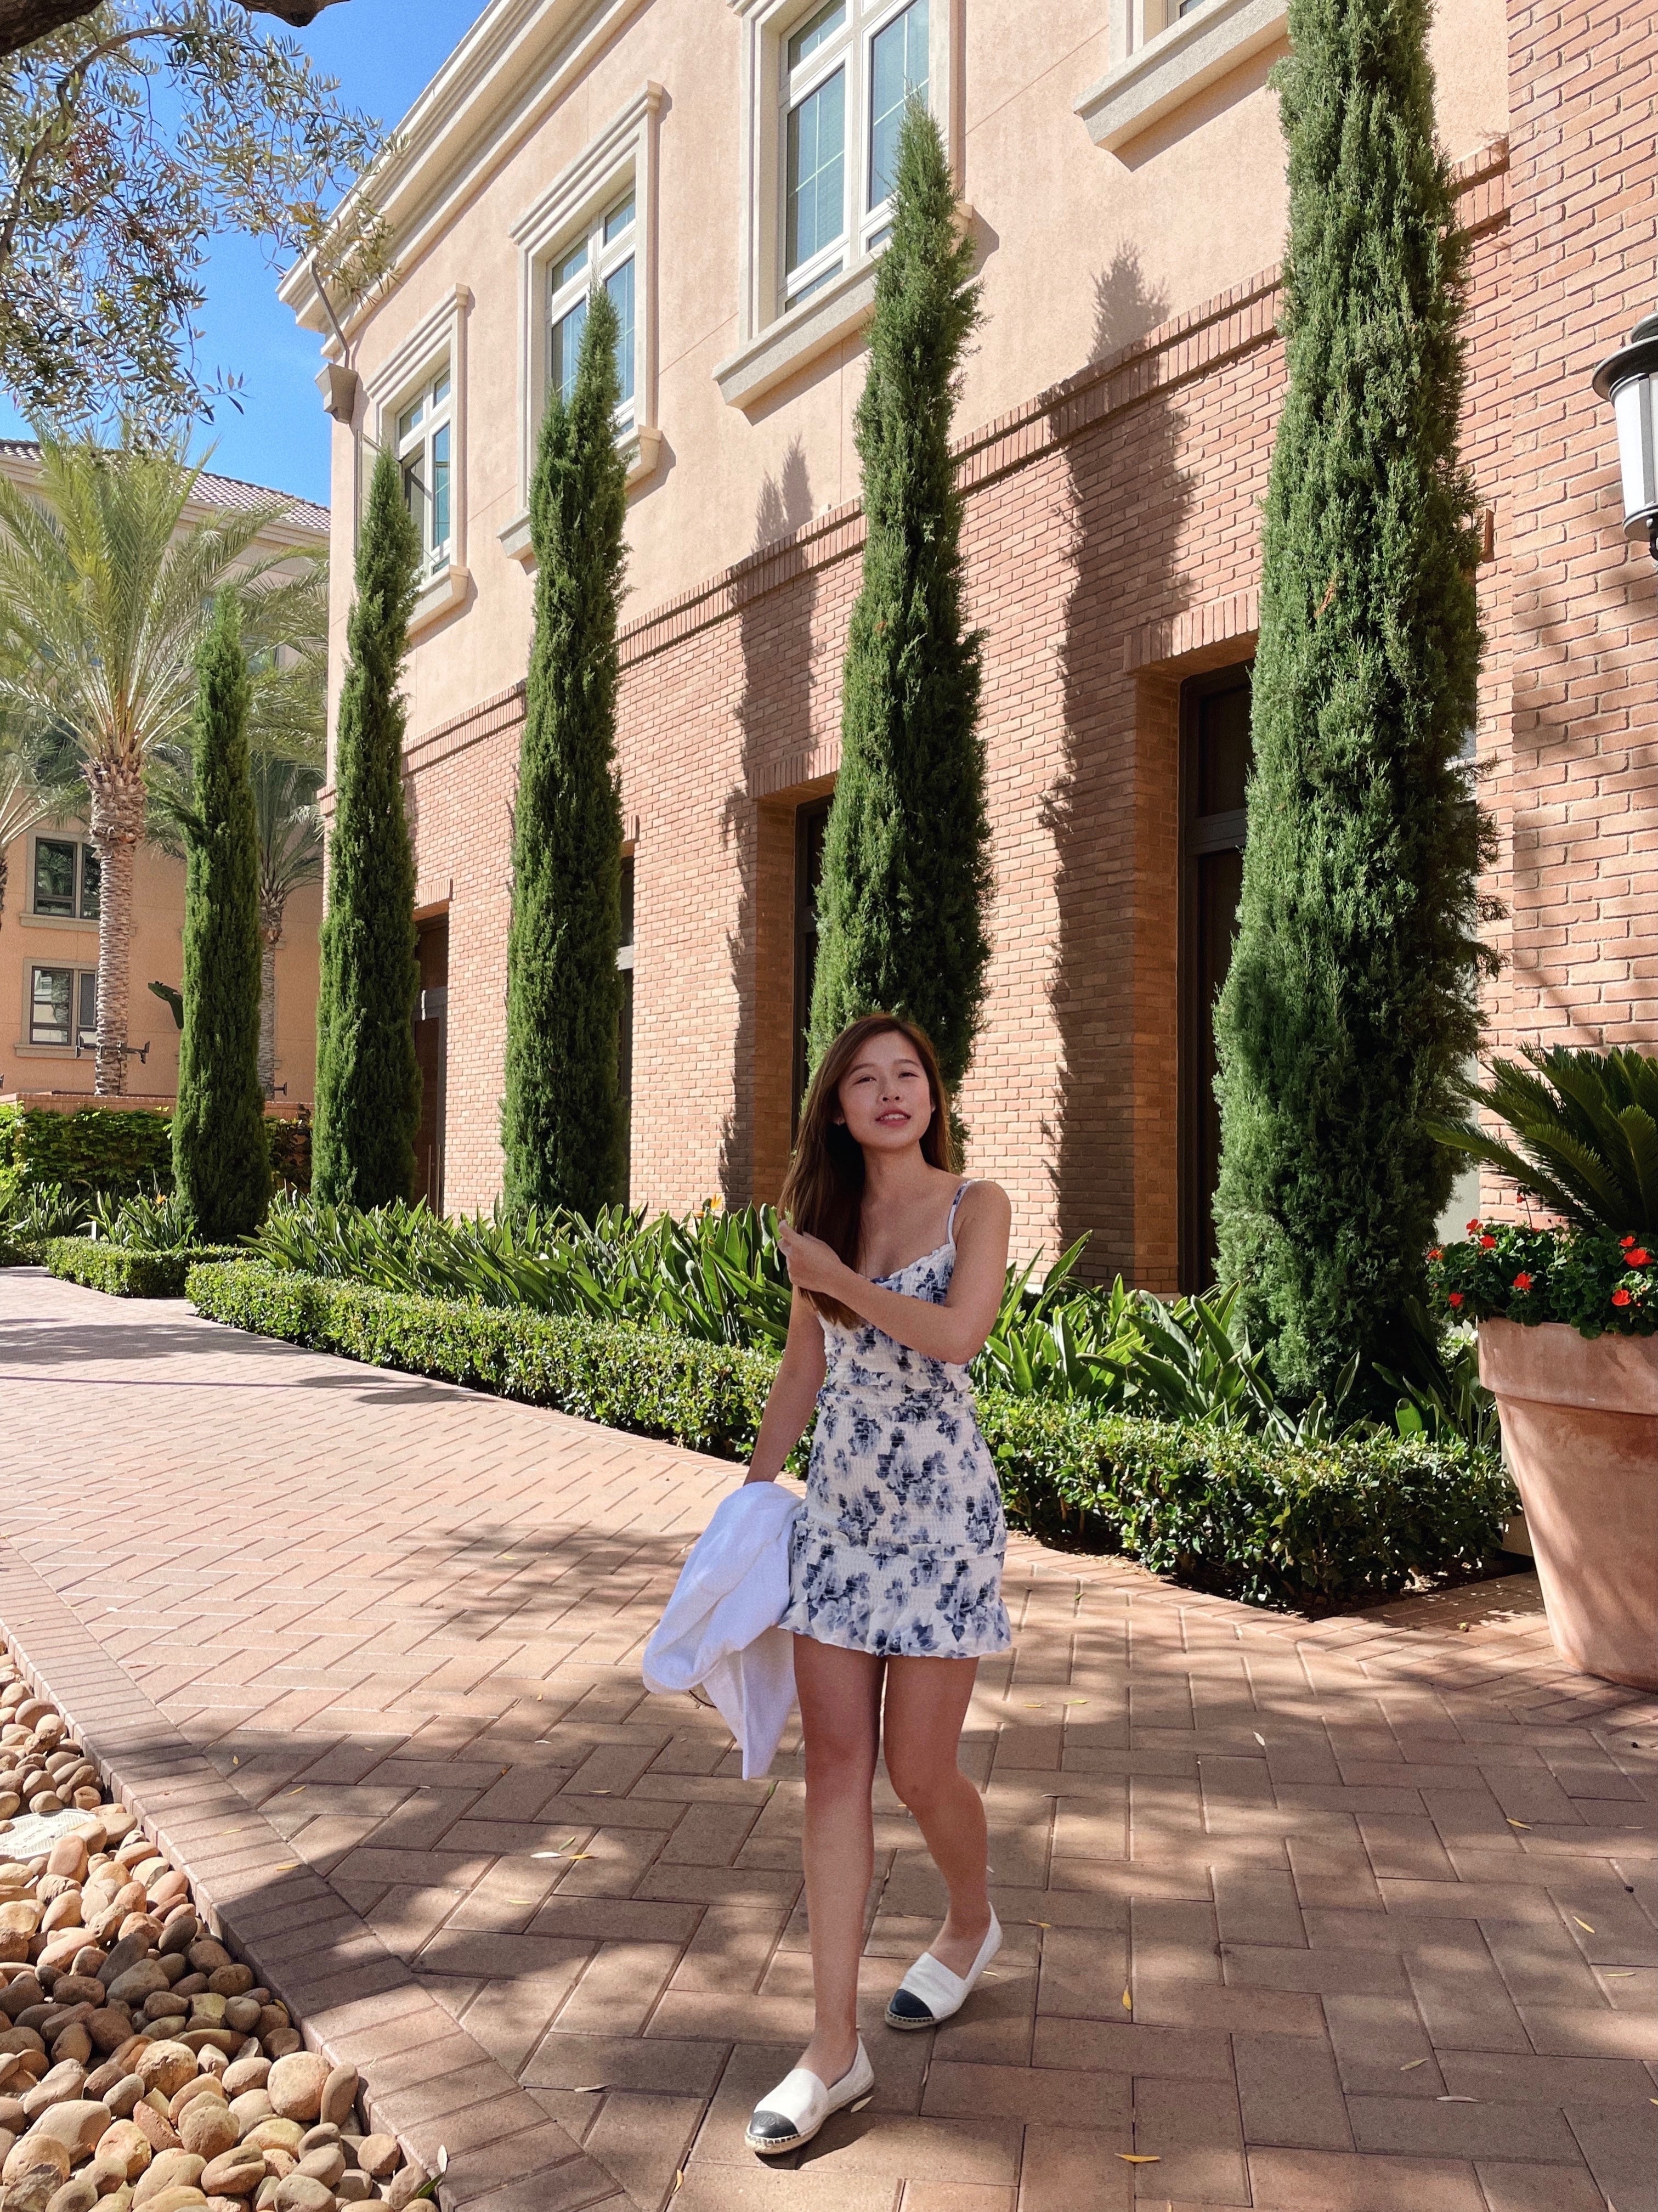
[776,1217,853,1298]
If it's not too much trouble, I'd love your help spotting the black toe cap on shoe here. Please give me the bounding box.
[886,1989,936,2023]
[746,2110,802,2145]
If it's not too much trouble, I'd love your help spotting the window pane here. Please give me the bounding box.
[786,65,845,274]
[33,839,76,916]
[553,238,588,292]
[788,0,845,69]
[551,295,587,405]
[400,456,427,549]
[430,422,451,552]
[618,855,635,950]
[431,369,451,407]
[397,397,423,441]
[77,969,98,1040]
[603,190,636,242]
[606,258,636,405]
[79,843,100,919]
[869,0,929,208]
[30,966,72,1046]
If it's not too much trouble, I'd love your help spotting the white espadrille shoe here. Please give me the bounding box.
[744,2040,875,2155]
[885,1911,1002,2030]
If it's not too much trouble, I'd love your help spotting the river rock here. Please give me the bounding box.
[157,1917,197,1961]
[135,2044,197,2098]
[240,2119,303,2157]
[131,2148,206,2202]
[271,2178,336,2212]
[105,2075,145,2119]
[221,2059,269,2098]
[2,2130,71,2191]
[383,2168,428,2212]
[92,2119,152,2182]
[315,2070,356,2134]
[198,2146,265,2197]
[42,2174,100,2212]
[229,2091,274,2135]
[98,1937,154,1990]
[129,2101,182,2155]
[296,2146,345,2189]
[177,2100,238,2162]
[136,2191,209,2212]
[22,2100,112,2163]
[264,2058,327,2127]
[108,1963,171,2010]
[20,2061,86,2119]
[352,2137,397,2181]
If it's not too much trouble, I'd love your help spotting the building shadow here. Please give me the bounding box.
[1045,246,1193,1278]
[721,439,817,1200]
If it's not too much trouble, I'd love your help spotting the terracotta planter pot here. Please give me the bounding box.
[1479,1319,1658,1690]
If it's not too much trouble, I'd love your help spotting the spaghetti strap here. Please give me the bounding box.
[946,1180,972,1242]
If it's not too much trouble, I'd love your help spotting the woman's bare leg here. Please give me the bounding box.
[792,1635,884,2083]
[881,1655,992,1977]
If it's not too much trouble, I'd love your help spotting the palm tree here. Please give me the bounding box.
[252,746,323,1096]
[0,428,313,1092]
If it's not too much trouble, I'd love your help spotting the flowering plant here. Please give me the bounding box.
[1428,1220,1656,1340]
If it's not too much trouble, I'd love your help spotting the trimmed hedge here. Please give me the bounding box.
[0,1106,174,1199]
[47,1238,245,1299]
[187,1263,779,1458]
[0,1239,42,1269]
[982,1392,1513,1610]
[188,1265,1513,1610]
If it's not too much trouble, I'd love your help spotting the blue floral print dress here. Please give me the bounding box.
[779,1183,1012,1658]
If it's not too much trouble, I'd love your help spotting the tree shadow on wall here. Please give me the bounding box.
[720,437,816,1201]
[1044,246,1194,1278]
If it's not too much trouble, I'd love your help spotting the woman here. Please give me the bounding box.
[741,1012,1013,2155]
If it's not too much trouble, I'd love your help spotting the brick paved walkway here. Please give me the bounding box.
[1,1268,1654,2212]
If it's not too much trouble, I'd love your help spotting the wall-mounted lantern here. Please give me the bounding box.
[1592,312,1658,562]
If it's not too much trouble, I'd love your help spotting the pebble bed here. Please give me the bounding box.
[0,1638,433,2212]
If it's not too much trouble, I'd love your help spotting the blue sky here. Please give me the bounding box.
[0,0,484,510]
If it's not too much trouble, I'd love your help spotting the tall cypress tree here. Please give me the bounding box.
[501,283,628,1215]
[1212,0,1492,1408]
[809,103,989,1091]
[312,447,422,1209]
[172,592,269,1240]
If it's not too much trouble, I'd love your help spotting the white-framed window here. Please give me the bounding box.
[546,187,640,425]
[779,0,930,309]
[30,836,99,921]
[396,364,454,582]
[29,965,97,1048]
[502,86,664,567]
[362,285,472,630]
[1076,0,1287,153]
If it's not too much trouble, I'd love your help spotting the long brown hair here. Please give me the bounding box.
[779,1012,955,1321]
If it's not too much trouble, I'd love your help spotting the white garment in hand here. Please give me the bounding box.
[642,1480,802,1779]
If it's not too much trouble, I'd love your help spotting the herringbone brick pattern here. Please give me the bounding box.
[2,1271,1654,2211]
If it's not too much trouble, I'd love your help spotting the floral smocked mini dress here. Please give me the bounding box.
[779,1182,1012,1659]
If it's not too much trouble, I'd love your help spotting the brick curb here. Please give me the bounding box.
[0,1534,633,2212]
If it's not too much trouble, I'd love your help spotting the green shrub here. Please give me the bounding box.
[189,1265,1512,1609]
[0,1106,173,1198]
[268,1113,312,1193]
[983,1390,1512,1610]
[47,1238,244,1297]
[1430,1219,1656,1340]
[187,1263,780,1457]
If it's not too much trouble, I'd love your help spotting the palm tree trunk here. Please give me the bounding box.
[87,761,146,1096]
[258,909,282,1097]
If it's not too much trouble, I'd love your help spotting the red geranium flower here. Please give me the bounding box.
[1627,1248,1651,1267]
[1428,1247,1444,1262]
[1620,1234,1636,1248]
[1448,1291,1465,1308]
[1479,1234,1497,1249]
[1467,1219,1482,1234]
[1513,1273,1533,1292]
[1611,1288,1632,1308]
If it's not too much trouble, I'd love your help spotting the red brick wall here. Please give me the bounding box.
[397,97,1654,1271]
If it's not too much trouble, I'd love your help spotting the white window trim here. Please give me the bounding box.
[717,0,960,414]
[395,366,457,588]
[1075,0,1288,154]
[363,284,473,634]
[499,82,664,569]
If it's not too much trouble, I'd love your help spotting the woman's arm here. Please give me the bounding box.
[777,1184,1012,1367]
[743,1286,828,1484]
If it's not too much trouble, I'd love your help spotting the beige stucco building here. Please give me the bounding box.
[0,445,330,1112]
[285,0,1654,1267]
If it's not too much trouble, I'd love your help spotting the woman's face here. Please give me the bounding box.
[836,1029,934,1155]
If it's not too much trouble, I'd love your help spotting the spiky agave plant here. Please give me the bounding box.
[1430,1046,1658,1236]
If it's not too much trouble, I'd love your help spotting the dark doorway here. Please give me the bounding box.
[1180,662,1253,1290]
[791,795,831,1135]
[618,853,635,1200]
[413,914,449,1212]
